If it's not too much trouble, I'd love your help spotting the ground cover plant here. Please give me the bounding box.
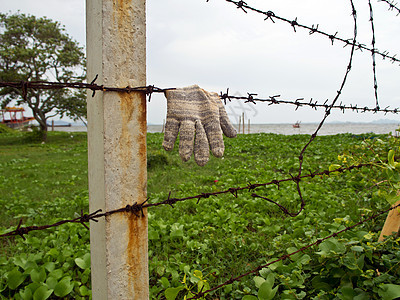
[0,129,400,299]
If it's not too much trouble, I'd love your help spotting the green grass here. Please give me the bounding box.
[1,130,400,299]
[146,133,396,299]
[0,131,88,229]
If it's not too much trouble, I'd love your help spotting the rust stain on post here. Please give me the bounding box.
[114,0,128,23]
[119,91,147,183]
[126,209,147,297]
[120,91,147,298]
[113,0,134,51]
[119,93,134,168]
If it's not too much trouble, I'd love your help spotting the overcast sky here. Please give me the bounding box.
[1,0,399,124]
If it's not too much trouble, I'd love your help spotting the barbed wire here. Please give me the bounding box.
[206,0,400,65]
[219,92,400,114]
[187,201,400,299]
[0,163,369,239]
[2,80,400,114]
[378,0,400,15]
[0,79,173,102]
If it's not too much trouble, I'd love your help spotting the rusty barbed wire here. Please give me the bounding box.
[206,0,400,65]
[187,201,400,299]
[0,79,174,102]
[0,163,370,239]
[219,91,400,114]
[2,80,399,114]
[145,163,369,211]
[378,0,400,15]
[0,210,101,240]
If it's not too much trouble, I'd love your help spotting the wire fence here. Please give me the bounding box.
[1,0,400,298]
[2,80,400,114]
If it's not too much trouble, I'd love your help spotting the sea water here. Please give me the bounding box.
[57,123,400,136]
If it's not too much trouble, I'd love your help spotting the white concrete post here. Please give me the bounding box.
[86,0,148,299]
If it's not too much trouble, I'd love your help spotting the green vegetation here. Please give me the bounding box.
[0,124,14,134]
[1,130,400,299]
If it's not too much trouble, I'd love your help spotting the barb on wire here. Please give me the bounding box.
[0,163,370,239]
[0,80,174,102]
[378,0,400,15]
[209,0,400,65]
[187,201,400,299]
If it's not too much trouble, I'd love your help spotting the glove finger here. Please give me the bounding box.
[203,120,225,158]
[218,100,237,138]
[200,90,225,158]
[194,120,210,166]
[207,91,237,138]
[179,119,196,162]
[162,118,180,151]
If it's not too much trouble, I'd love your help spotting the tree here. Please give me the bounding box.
[0,12,86,140]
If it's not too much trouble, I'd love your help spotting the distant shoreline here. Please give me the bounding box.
[146,121,400,126]
[54,123,400,136]
[53,119,400,127]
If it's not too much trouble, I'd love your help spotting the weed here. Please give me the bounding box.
[1,132,400,299]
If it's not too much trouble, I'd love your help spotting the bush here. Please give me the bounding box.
[0,124,14,134]
[247,232,400,300]
[148,150,171,169]
[24,126,46,142]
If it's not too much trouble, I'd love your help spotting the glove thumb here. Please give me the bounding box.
[217,98,237,138]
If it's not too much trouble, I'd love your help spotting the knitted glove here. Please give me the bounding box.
[163,85,237,166]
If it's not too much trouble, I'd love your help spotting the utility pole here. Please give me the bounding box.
[86,0,148,298]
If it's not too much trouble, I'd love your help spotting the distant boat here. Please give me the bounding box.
[293,121,301,128]
[0,107,34,129]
